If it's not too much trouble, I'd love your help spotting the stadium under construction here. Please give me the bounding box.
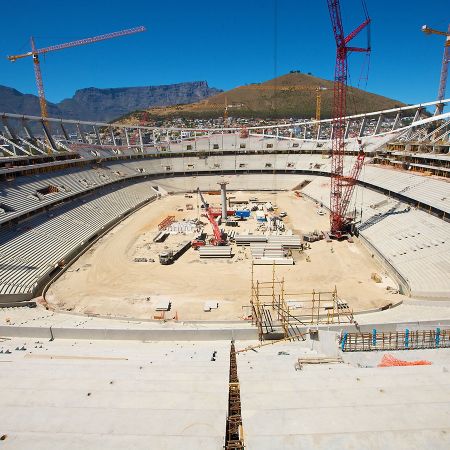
[1,3,450,449]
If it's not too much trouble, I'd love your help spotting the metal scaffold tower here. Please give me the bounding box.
[249,264,354,342]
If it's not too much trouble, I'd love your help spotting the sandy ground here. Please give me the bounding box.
[47,191,403,321]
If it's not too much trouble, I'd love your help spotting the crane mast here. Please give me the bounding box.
[30,37,48,120]
[422,24,450,114]
[7,26,146,120]
[326,0,370,237]
[196,188,226,246]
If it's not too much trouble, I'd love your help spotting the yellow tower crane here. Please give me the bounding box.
[7,26,146,121]
[421,24,450,114]
[240,84,327,124]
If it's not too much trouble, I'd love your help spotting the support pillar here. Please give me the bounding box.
[93,125,102,145]
[218,181,229,221]
[110,127,117,146]
[138,128,144,152]
[22,119,35,139]
[359,116,367,138]
[374,114,383,135]
[391,112,401,131]
[60,122,69,141]
[76,123,86,143]
[42,120,57,151]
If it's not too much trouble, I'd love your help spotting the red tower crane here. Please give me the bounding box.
[326,0,370,238]
[7,26,146,120]
[192,188,227,248]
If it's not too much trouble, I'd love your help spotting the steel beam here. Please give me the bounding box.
[59,122,69,140]
[16,136,46,155]
[22,119,34,139]
[93,125,102,145]
[392,112,401,131]
[344,121,350,139]
[374,114,383,135]
[110,127,117,146]
[41,120,57,151]
[0,97,449,131]
[2,116,16,140]
[0,134,28,156]
[76,123,86,143]
[138,128,144,151]
[359,116,367,137]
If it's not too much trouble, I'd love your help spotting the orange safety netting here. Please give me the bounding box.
[378,354,432,367]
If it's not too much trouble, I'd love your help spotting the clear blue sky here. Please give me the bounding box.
[0,0,448,105]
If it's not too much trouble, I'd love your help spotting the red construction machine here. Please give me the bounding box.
[192,188,227,249]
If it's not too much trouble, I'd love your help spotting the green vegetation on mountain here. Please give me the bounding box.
[124,72,405,121]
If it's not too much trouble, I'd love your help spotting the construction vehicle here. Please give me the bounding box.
[326,0,371,238]
[192,188,227,249]
[158,240,191,265]
[192,232,208,250]
[159,251,173,265]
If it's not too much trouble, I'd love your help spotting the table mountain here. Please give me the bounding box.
[0,81,221,122]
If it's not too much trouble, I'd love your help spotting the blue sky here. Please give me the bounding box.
[0,0,448,105]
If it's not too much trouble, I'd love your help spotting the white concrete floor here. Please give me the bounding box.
[237,340,450,450]
[0,338,230,450]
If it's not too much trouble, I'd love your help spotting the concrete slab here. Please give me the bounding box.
[0,338,230,450]
[237,340,450,450]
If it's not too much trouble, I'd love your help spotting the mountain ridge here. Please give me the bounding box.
[122,72,405,121]
[0,81,222,122]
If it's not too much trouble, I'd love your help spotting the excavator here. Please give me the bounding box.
[192,188,227,249]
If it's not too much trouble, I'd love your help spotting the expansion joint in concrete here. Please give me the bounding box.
[225,341,245,450]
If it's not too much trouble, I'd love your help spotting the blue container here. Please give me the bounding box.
[235,210,250,219]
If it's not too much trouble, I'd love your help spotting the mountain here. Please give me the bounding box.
[128,72,405,120]
[0,82,222,122]
[0,86,61,117]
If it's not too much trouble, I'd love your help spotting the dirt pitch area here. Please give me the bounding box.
[46,191,403,321]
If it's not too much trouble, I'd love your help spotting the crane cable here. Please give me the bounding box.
[347,0,372,113]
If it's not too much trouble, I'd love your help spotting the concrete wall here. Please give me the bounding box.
[0,325,258,341]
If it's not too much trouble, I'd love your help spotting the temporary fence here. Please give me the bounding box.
[340,328,450,352]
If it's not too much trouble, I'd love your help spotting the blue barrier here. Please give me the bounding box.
[372,329,377,346]
[405,329,409,348]
[341,332,348,351]
[436,328,441,347]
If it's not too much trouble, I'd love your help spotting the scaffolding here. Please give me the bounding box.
[249,264,354,341]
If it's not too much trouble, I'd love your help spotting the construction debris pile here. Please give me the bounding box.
[166,220,200,234]
[235,234,302,265]
[199,246,233,259]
